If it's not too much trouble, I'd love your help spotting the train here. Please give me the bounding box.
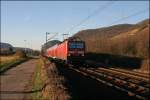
[44,37,85,65]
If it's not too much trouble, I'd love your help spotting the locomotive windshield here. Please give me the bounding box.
[69,42,84,49]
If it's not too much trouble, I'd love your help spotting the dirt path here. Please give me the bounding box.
[0,59,37,100]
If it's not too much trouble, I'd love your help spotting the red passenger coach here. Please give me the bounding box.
[46,37,85,64]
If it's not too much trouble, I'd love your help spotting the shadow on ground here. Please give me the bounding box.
[85,53,143,69]
[55,62,137,100]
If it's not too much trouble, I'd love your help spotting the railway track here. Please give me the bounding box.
[95,67,150,83]
[85,60,149,80]
[68,65,149,100]
[109,68,150,79]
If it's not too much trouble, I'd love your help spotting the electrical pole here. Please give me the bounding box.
[46,32,58,49]
[24,40,27,54]
[46,32,50,49]
[62,34,69,40]
[46,32,47,49]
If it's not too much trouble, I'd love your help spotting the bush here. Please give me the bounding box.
[14,50,27,58]
[32,50,40,56]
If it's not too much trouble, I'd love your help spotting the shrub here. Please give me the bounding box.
[14,50,27,58]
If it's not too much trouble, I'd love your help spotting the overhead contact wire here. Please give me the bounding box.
[67,1,115,35]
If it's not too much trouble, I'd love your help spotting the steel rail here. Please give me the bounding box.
[96,68,149,82]
[68,66,149,100]
[87,69,149,93]
[109,68,150,79]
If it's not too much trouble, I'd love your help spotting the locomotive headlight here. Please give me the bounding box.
[82,54,84,56]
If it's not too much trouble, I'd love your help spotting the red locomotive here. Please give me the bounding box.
[46,37,85,64]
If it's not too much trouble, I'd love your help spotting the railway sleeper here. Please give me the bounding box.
[127,87,149,98]
[114,79,127,86]
[139,81,148,85]
[108,74,146,88]
[81,69,148,100]
[101,72,134,84]
[109,81,147,100]
[87,69,143,91]
[141,91,150,98]
[100,70,148,84]
[124,87,148,98]
[128,79,141,84]
[127,83,137,89]
[82,69,149,99]
[127,91,148,100]
[128,91,135,97]
[139,91,150,97]
[94,70,147,89]
[135,86,149,93]
[144,84,150,88]
[94,70,129,81]
[135,95,147,100]
[111,85,143,99]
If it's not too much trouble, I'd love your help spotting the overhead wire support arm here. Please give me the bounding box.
[45,32,58,50]
[47,33,59,41]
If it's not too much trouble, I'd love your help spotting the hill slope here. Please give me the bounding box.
[74,19,149,58]
[74,24,133,39]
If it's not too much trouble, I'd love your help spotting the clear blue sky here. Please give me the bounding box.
[1,1,149,50]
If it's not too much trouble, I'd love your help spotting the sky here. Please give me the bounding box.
[1,1,149,50]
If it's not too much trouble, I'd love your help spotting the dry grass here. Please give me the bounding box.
[140,59,150,73]
[42,58,70,100]
[0,50,26,65]
[0,55,20,64]
[75,19,149,58]
[0,50,27,73]
[74,19,149,59]
[84,25,149,58]
[31,58,47,100]
[31,57,70,100]
[74,19,149,72]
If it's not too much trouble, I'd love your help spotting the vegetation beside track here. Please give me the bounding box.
[0,58,27,73]
[31,58,48,100]
[31,57,70,100]
[0,50,28,73]
[44,59,70,100]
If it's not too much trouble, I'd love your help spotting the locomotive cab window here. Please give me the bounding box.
[69,42,84,49]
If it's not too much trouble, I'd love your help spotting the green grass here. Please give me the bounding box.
[0,58,27,73]
[31,59,47,100]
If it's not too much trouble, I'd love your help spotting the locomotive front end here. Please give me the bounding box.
[67,37,85,65]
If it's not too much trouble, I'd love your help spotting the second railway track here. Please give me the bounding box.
[108,68,150,79]
[67,64,149,100]
[95,67,150,84]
